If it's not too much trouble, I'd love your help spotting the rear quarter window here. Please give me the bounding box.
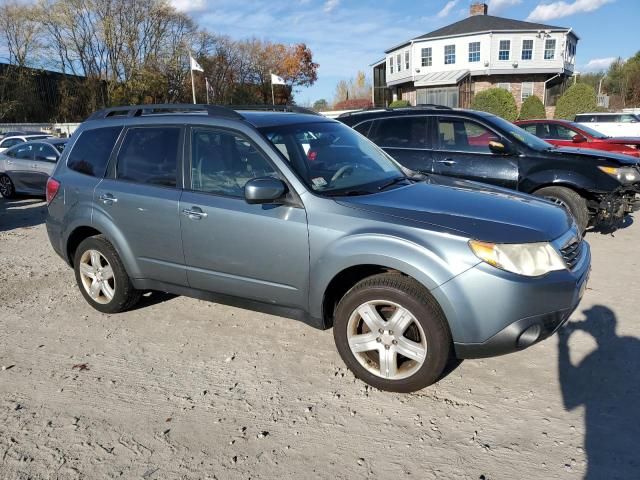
[67,126,122,177]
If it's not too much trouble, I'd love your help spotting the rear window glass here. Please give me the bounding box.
[115,127,180,187]
[370,117,430,148]
[67,127,122,177]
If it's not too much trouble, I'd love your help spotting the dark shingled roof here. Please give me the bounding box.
[416,14,568,39]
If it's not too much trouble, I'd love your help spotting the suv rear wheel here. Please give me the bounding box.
[73,235,141,313]
[0,174,15,198]
[533,186,589,232]
[333,273,451,392]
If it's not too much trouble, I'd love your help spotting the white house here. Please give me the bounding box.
[372,2,579,113]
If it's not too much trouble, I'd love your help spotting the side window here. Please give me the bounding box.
[554,125,578,140]
[1,138,23,149]
[620,115,637,123]
[437,118,500,154]
[15,144,34,160]
[597,115,615,123]
[68,127,122,177]
[521,124,538,136]
[353,121,373,137]
[115,127,180,187]
[191,128,278,198]
[370,117,430,148]
[34,144,58,162]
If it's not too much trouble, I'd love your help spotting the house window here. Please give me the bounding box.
[421,47,432,67]
[521,39,533,60]
[498,40,510,61]
[544,39,556,60]
[497,82,511,92]
[521,82,534,100]
[405,51,410,70]
[468,42,480,63]
[444,45,455,65]
[389,57,393,74]
[396,53,402,72]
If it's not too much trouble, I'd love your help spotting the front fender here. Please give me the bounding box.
[308,232,477,319]
[521,169,617,196]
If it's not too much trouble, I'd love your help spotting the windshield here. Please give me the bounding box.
[569,122,608,139]
[259,121,408,195]
[488,115,555,151]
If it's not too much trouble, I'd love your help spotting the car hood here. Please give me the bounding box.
[551,146,640,165]
[336,175,572,244]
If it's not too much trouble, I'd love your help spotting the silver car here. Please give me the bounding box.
[0,138,67,198]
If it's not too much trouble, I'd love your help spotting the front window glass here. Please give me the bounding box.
[554,124,578,140]
[259,122,406,196]
[489,115,555,151]
[437,118,500,154]
[15,144,34,160]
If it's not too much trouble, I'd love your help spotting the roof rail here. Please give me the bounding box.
[414,103,452,110]
[228,104,321,116]
[86,104,244,121]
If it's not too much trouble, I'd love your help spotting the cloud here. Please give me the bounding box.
[323,0,340,13]
[437,0,458,18]
[487,0,522,14]
[526,0,614,22]
[170,0,207,12]
[582,57,617,71]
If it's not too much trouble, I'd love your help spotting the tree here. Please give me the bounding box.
[313,99,329,111]
[554,83,597,120]
[518,95,546,120]
[471,88,518,122]
[333,71,371,104]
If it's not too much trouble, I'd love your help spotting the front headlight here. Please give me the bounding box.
[598,166,640,184]
[469,240,566,277]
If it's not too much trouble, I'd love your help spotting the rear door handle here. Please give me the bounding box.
[99,193,118,205]
[182,207,208,220]
[436,159,456,166]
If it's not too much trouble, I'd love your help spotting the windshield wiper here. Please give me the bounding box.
[378,176,412,191]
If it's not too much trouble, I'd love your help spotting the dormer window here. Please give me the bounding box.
[544,39,556,60]
[498,40,510,61]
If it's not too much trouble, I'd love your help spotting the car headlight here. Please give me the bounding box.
[469,240,566,277]
[598,166,640,184]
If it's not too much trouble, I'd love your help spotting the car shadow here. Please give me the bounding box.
[129,291,178,311]
[587,213,634,235]
[0,196,47,232]
[558,305,640,479]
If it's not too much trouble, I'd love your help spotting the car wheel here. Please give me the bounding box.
[534,186,589,233]
[333,273,451,393]
[0,174,15,198]
[73,235,141,314]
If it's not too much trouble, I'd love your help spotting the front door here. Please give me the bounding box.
[432,116,519,189]
[6,143,41,193]
[32,143,60,191]
[94,125,187,285]
[180,126,309,309]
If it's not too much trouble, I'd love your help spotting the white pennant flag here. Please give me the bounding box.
[271,73,286,85]
[190,56,204,72]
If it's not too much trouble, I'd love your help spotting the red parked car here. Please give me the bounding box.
[515,119,640,158]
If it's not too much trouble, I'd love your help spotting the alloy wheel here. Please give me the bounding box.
[346,300,427,380]
[78,249,116,305]
[0,176,13,197]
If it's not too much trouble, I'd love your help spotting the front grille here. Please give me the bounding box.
[561,239,583,270]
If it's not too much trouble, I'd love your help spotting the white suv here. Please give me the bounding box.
[575,113,640,137]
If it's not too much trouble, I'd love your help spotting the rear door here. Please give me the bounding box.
[365,116,435,173]
[179,125,309,309]
[94,125,187,285]
[432,116,519,189]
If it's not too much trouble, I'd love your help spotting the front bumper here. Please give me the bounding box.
[431,239,591,359]
[590,186,639,228]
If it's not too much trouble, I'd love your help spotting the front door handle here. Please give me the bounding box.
[436,159,456,166]
[99,193,118,205]
[182,207,208,220]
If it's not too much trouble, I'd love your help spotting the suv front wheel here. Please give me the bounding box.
[533,186,589,232]
[73,235,141,314]
[333,273,451,393]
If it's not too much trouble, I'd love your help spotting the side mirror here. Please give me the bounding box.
[572,134,587,143]
[488,140,511,155]
[244,177,287,205]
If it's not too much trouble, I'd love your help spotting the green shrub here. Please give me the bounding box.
[554,83,597,120]
[389,99,410,108]
[471,88,518,122]
[518,95,546,120]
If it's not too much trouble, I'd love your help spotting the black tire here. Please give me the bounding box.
[533,186,589,232]
[333,273,451,393]
[73,235,141,314]
[0,174,15,198]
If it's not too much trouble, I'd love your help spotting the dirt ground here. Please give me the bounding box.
[1,196,639,480]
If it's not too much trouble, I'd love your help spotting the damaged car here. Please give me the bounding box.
[339,107,640,231]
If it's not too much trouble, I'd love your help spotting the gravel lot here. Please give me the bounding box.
[1,196,639,480]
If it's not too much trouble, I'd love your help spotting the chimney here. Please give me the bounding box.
[470,2,488,16]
